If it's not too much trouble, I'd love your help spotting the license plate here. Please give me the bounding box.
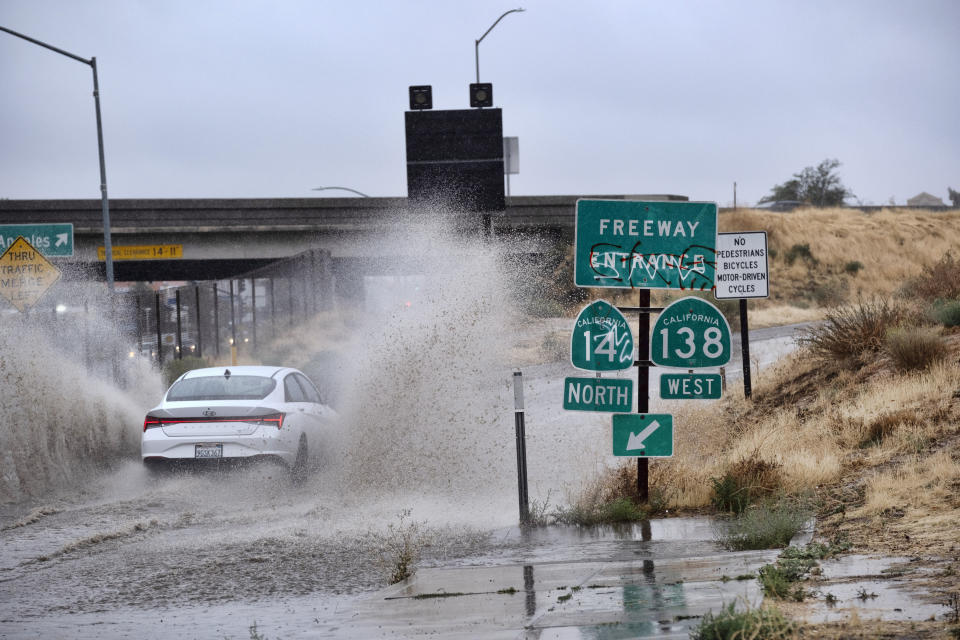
[195,444,223,459]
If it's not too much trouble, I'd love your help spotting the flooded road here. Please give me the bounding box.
[0,217,812,637]
[0,319,804,639]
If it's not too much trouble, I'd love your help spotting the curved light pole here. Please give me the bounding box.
[311,186,370,197]
[475,8,525,83]
[1,25,115,291]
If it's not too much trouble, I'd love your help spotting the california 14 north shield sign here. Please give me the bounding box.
[570,299,634,371]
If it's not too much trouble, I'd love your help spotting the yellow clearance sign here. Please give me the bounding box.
[97,244,183,260]
[0,236,62,312]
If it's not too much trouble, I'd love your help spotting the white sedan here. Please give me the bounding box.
[142,365,335,480]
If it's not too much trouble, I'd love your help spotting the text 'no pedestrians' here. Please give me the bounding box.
[612,414,673,458]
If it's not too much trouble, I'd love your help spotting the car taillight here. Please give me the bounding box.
[143,415,161,432]
[259,412,285,429]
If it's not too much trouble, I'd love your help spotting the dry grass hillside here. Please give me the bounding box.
[583,206,960,328]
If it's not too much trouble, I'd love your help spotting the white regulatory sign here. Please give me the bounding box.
[714,231,769,299]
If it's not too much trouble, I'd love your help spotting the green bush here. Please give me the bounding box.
[717,498,812,551]
[691,602,799,640]
[554,498,647,525]
[784,243,817,266]
[799,298,903,365]
[711,459,783,514]
[711,474,752,515]
[883,326,947,372]
[930,299,960,327]
[162,356,210,385]
[844,260,865,276]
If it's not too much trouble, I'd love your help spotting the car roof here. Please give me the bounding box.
[179,365,291,380]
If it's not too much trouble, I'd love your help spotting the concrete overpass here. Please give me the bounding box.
[0,195,686,281]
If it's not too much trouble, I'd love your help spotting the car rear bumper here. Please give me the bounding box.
[141,427,297,465]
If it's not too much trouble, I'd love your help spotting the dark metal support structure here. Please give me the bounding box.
[636,289,651,502]
[175,289,182,360]
[154,292,162,364]
[194,285,203,358]
[740,298,753,398]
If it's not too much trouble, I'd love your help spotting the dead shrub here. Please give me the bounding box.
[883,326,947,372]
[799,299,903,366]
[860,410,922,447]
[903,253,960,301]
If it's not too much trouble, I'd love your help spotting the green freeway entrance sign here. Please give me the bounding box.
[0,224,73,257]
[612,414,673,457]
[660,373,722,399]
[571,300,634,371]
[651,297,732,368]
[564,377,633,412]
[574,200,717,290]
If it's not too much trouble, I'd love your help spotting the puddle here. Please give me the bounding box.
[804,555,951,623]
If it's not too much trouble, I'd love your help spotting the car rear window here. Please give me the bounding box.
[166,375,276,401]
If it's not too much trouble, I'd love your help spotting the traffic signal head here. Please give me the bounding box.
[409,85,433,110]
[469,83,493,108]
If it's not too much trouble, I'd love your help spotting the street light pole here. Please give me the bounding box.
[311,186,371,197]
[0,25,115,291]
[475,8,525,83]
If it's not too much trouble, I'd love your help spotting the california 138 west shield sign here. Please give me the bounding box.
[651,297,731,369]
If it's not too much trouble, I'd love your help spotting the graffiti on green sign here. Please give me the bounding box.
[574,200,717,290]
[570,300,634,371]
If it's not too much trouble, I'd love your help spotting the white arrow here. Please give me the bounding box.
[626,420,661,451]
[55,233,68,247]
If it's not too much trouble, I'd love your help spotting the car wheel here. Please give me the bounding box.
[291,435,308,485]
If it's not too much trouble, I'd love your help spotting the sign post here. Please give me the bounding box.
[0,236,62,312]
[714,232,769,399]
[574,199,718,503]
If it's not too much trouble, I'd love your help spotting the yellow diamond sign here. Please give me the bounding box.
[0,236,62,313]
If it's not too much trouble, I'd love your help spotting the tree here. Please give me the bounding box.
[948,187,960,207]
[760,158,854,207]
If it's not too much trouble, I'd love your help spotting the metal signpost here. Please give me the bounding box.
[0,224,74,257]
[572,199,719,502]
[0,236,62,312]
[714,231,769,398]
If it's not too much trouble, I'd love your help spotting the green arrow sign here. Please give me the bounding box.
[660,373,723,399]
[0,224,74,257]
[564,377,633,412]
[571,300,634,371]
[651,297,732,368]
[574,200,717,290]
[612,414,673,457]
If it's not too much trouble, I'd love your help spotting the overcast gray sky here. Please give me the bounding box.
[1,0,957,206]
